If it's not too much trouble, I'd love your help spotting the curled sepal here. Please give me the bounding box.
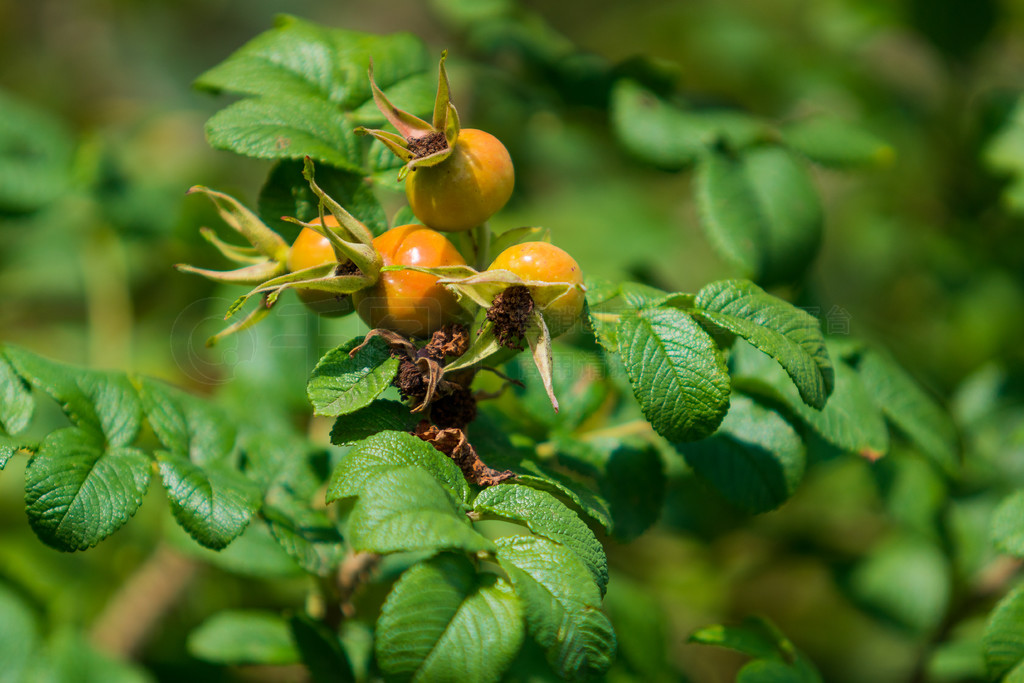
[174,260,286,286]
[287,216,381,281]
[187,186,289,262]
[301,157,375,247]
[441,269,575,313]
[226,265,374,318]
[442,322,505,373]
[199,227,266,264]
[525,309,558,412]
[206,301,272,347]
[355,52,460,178]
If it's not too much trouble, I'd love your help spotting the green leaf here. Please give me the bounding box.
[195,16,429,110]
[856,348,959,475]
[25,428,151,551]
[474,483,608,593]
[166,515,304,579]
[330,400,420,446]
[496,535,615,680]
[327,430,469,505]
[679,394,805,514]
[263,496,345,577]
[136,378,237,466]
[617,307,731,442]
[733,341,888,459]
[742,146,823,286]
[984,97,1024,214]
[781,115,893,168]
[0,582,40,683]
[204,96,362,170]
[610,79,767,169]
[376,553,524,682]
[737,660,820,683]
[695,148,767,277]
[0,352,33,435]
[599,442,665,541]
[308,336,401,417]
[5,346,142,447]
[846,534,950,634]
[695,279,832,408]
[992,491,1024,557]
[348,467,492,555]
[29,629,154,683]
[603,575,670,680]
[0,88,74,212]
[512,464,614,533]
[289,613,356,683]
[157,451,263,550]
[258,159,388,242]
[985,583,1024,679]
[188,610,299,665]
[196,16,432,168]
[691,616,822,682]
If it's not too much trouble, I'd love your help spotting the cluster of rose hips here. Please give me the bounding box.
[180,53,585,414]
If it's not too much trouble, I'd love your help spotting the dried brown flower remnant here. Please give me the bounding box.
[413,421,514,486]
[487,285,534,350]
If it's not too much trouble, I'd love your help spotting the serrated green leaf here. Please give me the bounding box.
[195,16,429,110]
[474,483,608,593]
[327,430,469,505]
[188,610,299,665]
[857,348,959,475]
[733,341,888,459]
[289,613,355,683]
[0,582,40,683]
[196,16,432,171]
[985,583,1024,679]
[695,149,767,277]
[695,279,833,408]
[5,346,142,447]
[25,428,151,551]
[992,491,1024,557]
[263,496,344,577]
[166,515,303,579]
[348,467,491,555]
[781,115,893,168]
[136,378,236,467]
[742,146,823,286]
[204,96,362,170]
[511,460,613,533]
[847,534,950,634]
[610,79,767,169]
[496,535,615,679]
[308,337,400,417]
[258,159,388,241]
[376,553,523,682]
[0,88,74,212]
[679,394,805,514]
[0,352,33,435]
[329,400,419,446]
[157,451,262,550]
[618,307,731,442]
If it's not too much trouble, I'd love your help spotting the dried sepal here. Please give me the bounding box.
[206,302,272,347]
[524,309,558,412]
[301,157,376,247]
[226,265,374,318]
[354,52,461,178]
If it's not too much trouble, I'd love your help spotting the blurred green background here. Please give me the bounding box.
[3,0,1024,681]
